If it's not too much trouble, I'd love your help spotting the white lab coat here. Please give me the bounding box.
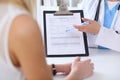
[78,0,120,52]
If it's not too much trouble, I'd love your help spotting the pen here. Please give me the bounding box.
[82,21,90,25]
[113,4,120,34]
[118,4,120,10]
[65,21,90,32]
[66,27,74,32]
[115,31,118,33]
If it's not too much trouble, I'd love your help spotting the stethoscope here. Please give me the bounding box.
[95,0,120,34]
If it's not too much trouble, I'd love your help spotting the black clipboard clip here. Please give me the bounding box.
[54,0,73,16]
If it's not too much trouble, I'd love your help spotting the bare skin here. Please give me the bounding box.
[65,57,94,80]
[108,0,120,2]
[74,18,100,34]
[9,14,52,80]
[9,15,94,80]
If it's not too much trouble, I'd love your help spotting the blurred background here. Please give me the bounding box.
[39,0,82,7]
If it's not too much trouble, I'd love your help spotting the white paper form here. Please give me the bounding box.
[45,13,86,55]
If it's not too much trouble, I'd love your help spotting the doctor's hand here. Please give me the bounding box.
[65,57,94,80]
[74,18,100,34]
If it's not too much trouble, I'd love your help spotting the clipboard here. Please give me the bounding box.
[43,3,89,57]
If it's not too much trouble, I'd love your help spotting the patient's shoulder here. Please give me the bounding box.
[10,14,40,39]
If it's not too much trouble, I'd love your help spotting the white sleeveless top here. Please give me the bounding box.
[0,3,29,80]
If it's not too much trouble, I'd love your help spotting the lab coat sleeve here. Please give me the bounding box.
[87,33,98,47]
[95,27,120,52]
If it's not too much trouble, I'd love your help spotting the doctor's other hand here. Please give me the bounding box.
[74,18,100,34]
[65,57,94,80]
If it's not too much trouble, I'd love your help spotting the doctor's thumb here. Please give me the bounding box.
[82,18,91,22]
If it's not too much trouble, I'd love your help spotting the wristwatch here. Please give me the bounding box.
[52,64,57,76]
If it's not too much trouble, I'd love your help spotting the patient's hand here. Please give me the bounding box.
[65,57,94,80]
